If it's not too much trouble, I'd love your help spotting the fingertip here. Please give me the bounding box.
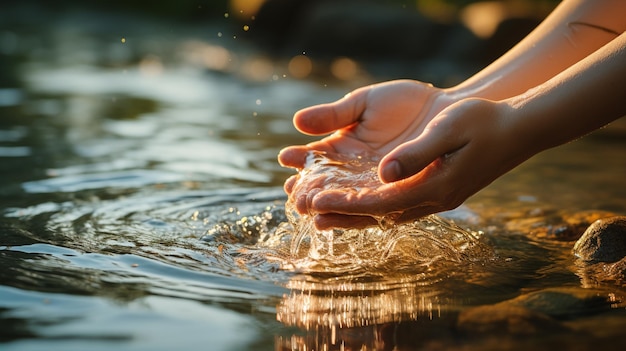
[278,146,308,169]
[314,214,377,230]
[293,105,329,135]
[284,175,297,194]
[293,91,365,135]
[379,159,403,183]
[295,194,308,214]
[310,190,342,212]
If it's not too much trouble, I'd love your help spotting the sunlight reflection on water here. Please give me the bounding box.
[1,5,625,351]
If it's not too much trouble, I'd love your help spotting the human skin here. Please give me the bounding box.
[278,0,626,229]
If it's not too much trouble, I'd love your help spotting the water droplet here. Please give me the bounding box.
[243,25,250,31]
[224,12,229,18]
[120,37,126,43]
[255,99,262,105]
[217,32,223,37]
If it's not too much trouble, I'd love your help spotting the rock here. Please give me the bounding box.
[573,216,626,262]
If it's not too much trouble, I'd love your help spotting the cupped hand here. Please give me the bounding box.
[279,79,445,168]
[308,98,534,229]
[278,79,448,216]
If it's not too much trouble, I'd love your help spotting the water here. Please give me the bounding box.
[2,4,626,351]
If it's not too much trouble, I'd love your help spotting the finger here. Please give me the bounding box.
[312,157,452,217]
[378,120,467,183]
[284,175,298,194]
[278,145,309,169]
[294,187,322,214]
[293,88,368,135]
[314,213,378,230]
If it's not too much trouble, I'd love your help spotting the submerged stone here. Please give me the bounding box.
[573,216,626,263]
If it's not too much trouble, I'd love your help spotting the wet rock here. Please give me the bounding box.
[573,216,626,262]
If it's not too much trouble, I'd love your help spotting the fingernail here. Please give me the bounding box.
[380,160,402,183]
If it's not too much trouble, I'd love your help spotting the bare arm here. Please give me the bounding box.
[278,0,626,228]
[447,0,626,101]
[506,30,626,154]
[310,31,626,229]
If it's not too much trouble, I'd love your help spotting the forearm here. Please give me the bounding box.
[506,31,626,156]
[446,0,626,101]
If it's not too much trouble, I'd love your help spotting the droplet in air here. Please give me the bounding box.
[224,12,229,18]
[255,99,262,105]
[217,32,223,37]
[121,37,126,43]
[243,25,250,31]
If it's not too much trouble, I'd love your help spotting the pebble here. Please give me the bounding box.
[573,216,626,262]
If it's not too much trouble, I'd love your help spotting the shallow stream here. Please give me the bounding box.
[1,4,626,351]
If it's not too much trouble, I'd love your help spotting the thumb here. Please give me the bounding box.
[294,88,368,135]
[378,125,466,183]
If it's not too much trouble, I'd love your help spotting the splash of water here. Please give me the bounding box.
[260,151,489,275]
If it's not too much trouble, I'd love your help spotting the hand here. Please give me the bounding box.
[278,80,447,216]
[300,98,533,229]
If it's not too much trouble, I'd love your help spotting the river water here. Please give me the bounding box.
[1,4,626,351]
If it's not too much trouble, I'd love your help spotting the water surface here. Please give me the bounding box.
[2,4,626,351]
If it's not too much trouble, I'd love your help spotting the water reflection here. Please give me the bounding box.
[277,277,445,350]
[2,3,625,350]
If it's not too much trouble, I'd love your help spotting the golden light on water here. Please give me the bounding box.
[201,45,232,71]
[460,1,550,39]
[460,1,507,39]
[287,55,313,79]
[179,41,234,72]
[139,55,163,76]
[330,57,359,81]
[229,0,267,19]
[278,279,442,330]
[239,56,274,81]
